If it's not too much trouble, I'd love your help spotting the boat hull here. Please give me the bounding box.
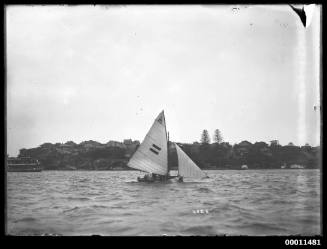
[7,164,42,172]
[7,168,42,172]
[7,157,42,172]
[137,175,180,183]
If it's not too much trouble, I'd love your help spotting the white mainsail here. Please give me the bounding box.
[175,143,206,179]
[127,111,168,175]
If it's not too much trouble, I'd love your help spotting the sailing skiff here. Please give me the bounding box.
[127,111,207,183]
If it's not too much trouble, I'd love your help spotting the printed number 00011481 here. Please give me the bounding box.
[285,239,321,246]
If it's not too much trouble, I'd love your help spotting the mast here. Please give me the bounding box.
[177,143,179,177]
[164,109,169,176]
[162,109,169,176]
[167,131,169,176]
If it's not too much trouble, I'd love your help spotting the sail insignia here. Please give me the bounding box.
[152,144,161,151]
[149,148,159,155]
[156,110,166,126]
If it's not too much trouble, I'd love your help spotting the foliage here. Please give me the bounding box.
[16,138,320,170]
[200,129,211,144]
[213,129,223,144]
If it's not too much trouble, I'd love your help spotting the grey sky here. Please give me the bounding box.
[6,5,321,156]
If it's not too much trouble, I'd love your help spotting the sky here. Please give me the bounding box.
[6,5,321,156]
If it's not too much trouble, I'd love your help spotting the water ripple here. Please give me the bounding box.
[6,169,321,236]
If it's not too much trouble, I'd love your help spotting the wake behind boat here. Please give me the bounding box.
[127,111,208,183]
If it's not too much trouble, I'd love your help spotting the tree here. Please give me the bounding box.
[213,129,223,144]
[200,129,211,144]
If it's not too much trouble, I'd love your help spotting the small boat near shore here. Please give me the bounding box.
[241,165,248,170]
[7,157,42,172]
[290,164,305,169]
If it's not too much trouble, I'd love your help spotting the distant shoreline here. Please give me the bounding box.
[14,139,321,171]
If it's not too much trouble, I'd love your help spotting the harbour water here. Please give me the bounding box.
[6,169,321,236]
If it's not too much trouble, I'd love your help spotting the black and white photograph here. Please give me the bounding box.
[5,4,322,237]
